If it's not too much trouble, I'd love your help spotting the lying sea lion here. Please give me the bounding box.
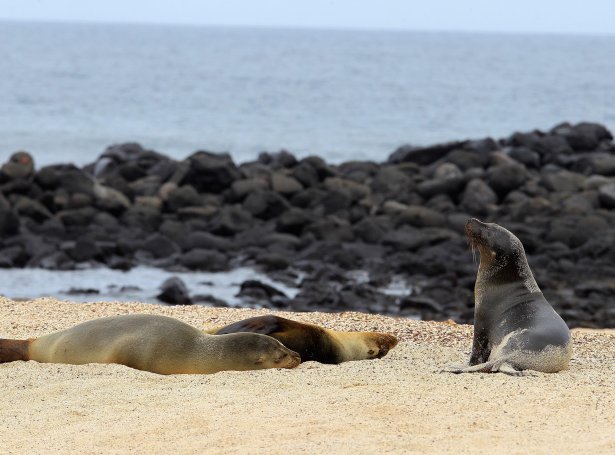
[0,314,300,375]
[444,219,572,375]
[208,315,398,364]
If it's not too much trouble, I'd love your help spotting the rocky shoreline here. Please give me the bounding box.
[1,121,614,328]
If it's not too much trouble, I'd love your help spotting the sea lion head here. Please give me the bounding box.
[465,218,539,293]
[367,333,399,359]
[465,218,524,261]
[345,332,399,360]
[229,333,301,370]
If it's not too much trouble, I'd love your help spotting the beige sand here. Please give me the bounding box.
[0,296,613,455]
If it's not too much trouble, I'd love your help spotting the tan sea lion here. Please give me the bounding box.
[208,315,398,364]
[0,314,300,375]
[444,219,572,375]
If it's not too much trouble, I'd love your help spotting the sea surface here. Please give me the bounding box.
[0,266,299,305]
[1,21,614,303]
[1,21,614,167]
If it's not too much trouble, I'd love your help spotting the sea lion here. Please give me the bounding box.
[444,218,572,375]
[0,314,300,375]
[208,315,398,364]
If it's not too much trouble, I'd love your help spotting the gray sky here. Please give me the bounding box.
[1,0,614,35]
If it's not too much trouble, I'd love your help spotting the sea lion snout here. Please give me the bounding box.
[274,348,301,368]
[374,334,398,358]
[464,218,489,238]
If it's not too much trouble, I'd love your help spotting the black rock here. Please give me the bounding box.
[552,122,613,151]
[141,233,181,259]
[120,205,162,232]
[486,163,526,197]
[388,140,468,165]
[230,178,269,201]
[243,190,290,220]
[180,249,229,271]
[192,294,228,307]
[237,279,287,300]
[157,276,192,305]
[382,226,430,250]
[65,288,100,295]
[0,245,27,268]
[0,209,20,236]
[182,151,241,193]
[459,178,497,215]
[508,147,541,168]
[371,166,415,197]
[13,196,53,222]
[393,205,447,228]
[255,253,291,271]
[276,208,315,235]
[399,295,444,315]
[598,183,615,209]
[353,216,389,244]
[183,231,233,252]
[305,216,354,242]
[291,161,321,187]
[66,237,100,263]
[258,150,298,169]
[57,207,97,227]
[209,205,255,236]
[165,185,202,211]
[1,151,35,180]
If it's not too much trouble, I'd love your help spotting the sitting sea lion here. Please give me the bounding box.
[0,314,300,375]
[208,315,398,364]
[444,219,572,375]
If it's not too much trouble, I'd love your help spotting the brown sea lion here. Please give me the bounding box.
[444,219,572,375]
[208,315,398,364]
[0,314,300,375]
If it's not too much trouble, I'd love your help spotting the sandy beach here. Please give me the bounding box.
[0,296,613,454]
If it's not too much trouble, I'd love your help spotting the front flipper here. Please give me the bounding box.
[211,315,294,336]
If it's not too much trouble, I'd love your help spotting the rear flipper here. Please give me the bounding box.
[0,338,30,363]
[441,358,531,376]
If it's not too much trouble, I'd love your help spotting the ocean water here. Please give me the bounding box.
[1,21,614,305]
[0,266,411,308]
[0,266,299,305]
[1,21,614,167]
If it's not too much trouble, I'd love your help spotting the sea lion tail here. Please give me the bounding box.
[0,338,30,363]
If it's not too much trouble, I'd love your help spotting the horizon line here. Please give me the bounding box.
[1,17,614,39]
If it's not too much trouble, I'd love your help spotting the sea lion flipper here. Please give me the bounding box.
[495,362,525,376]
[213,315,290,336]
[469,325,490,365]
[0,338,30,363]
[441,360,497,374]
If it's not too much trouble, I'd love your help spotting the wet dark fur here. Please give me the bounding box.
[213,315,342,364]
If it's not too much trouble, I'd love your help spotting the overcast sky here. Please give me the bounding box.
[1,0,614,35]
